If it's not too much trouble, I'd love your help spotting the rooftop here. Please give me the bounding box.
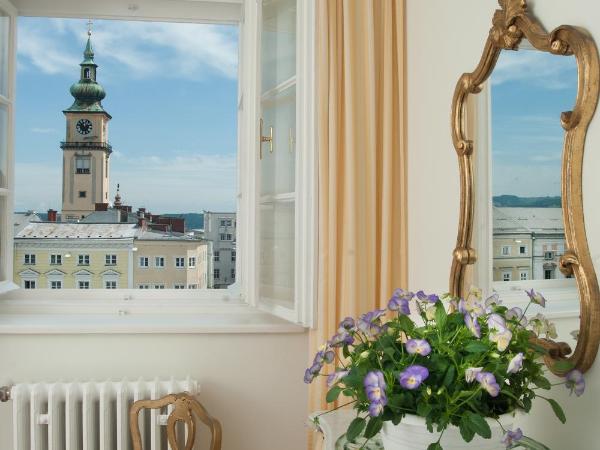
[493,207,564,234]
[15,222,137,239]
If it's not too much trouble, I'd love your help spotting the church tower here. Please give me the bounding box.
[61,25,112,221]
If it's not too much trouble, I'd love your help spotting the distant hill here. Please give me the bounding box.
[163,213,204,231]
[493,195,561,208]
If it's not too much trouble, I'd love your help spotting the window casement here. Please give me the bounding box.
[139,256,149,268]
[544,251,554,260]
[213,251,220,262]
[78,254,90,266]
[174,284,185,289]
[545,269,554,280]
[175,257,185,268]
[501,246,511,256]
[519,271,528,281]
[231,251,236,262]
[24,253,35,265]
[23,280,35,289]
[519,246,527,255]
[105,281,117,289]
[188,284,198,289]
[0,0,317,331]
[153,284,165,289]
[214,269,220,279]
[502,272,511,282]
[49,253,62,265]
[50,280,62,289]
[75,156,90,174]
[231,268,235,279]
[154,256,165,268]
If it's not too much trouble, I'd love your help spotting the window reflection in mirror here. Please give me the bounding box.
[490,43,577,285]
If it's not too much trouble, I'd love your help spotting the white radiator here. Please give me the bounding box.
[9,378,199,450]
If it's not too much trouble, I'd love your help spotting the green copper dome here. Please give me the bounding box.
[64,34,109,114]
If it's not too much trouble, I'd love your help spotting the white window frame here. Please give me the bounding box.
[471,82,577,315]
[105,254,117,266]
[24,253,35,265]
[0,0,316,333]
[139,256,149,268]
[188,257,196,269]
[105,280,117,289]
[154,256,165,268]
[519,271,528,281]
[174,256,185,268]
[50,280,62,289]
[78,254,90,266]
[501,246,510,256]
[49,253,62,265]
[173,283,185,289]
[78,280,90,290]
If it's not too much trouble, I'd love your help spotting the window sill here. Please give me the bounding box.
[0,291,306,334]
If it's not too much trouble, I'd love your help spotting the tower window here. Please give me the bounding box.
[83,68,90,79]
[75,157,91,174]
[78,191,86,198]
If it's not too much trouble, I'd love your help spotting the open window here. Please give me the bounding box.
[0,0,316,329]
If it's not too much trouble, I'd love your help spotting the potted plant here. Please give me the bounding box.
[305,288,585,450]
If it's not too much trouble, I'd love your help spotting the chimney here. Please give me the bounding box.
[137,217,147,230]
[95,203,108,211]
[47,209,57,222]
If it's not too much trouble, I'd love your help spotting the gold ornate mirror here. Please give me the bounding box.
[449,0,600,374]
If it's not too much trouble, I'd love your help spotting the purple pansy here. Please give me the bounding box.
[416,290,440,303]
[525,289,546,307]
[487,313,507,332]
[388,289,412,315]
[459,298,485,316]
[464,313,481,338]
[398,365,429,390]
[357,309,387,337]
[327,370,350,387]
[303,362,322,384]
[405,339,432,356]
[501,428,523,447]
[565,369,585,397]
[507,353,524,374]
[506,307,528,327]
[485,292,501,307]
[339,317,356,330]
[314,349,335,365]
[364,371,387,417]
[465,367,483,383]
[329,328,354,348]
[476,371,500,397]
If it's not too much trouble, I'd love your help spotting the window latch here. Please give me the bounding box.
[259,118,273,159]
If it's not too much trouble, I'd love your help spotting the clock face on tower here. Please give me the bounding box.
[75,118,93,135]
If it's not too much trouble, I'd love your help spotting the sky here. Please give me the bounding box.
[491,47,578,198]
[15,17,239,213]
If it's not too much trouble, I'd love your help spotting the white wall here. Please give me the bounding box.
[407,0,600,448]
[0,332,309,450]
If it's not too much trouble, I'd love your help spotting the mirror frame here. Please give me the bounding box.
[449,0,600,374]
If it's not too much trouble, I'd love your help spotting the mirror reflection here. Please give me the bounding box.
[490,44,578,284]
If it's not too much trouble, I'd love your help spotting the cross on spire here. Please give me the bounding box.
[87,19,93,36]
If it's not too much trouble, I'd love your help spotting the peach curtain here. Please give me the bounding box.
[309,0,407,446]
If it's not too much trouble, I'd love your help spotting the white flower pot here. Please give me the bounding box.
[381,413,514,450]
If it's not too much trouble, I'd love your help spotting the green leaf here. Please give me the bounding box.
[522,396,532,412]
[417,402,433,417]
[533,376,551,390]
[435,302,447,328]
[443,365,456,387]
[346,417,366,442]
[466,412,491,439]
[509,436,551,450]
[427,443,443,450]
[398,314,415,332]
[383,347,397,358]
[459,416,475,442]
[464,341,489,353]
[545,398,566,424]
[364,417,383,439]
[326,386,343,403]
[552,359,575,373]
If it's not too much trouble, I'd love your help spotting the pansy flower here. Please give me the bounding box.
[507,353,524,374]
[464,313,481,338]
[465,367,483,383]
[357,309,387,337]
[490,328,512,352]
[416,290,440,303]
[405,338,432,356]
[476,371,500,397]
[327,370,350,387]
[388,289,412,315]
[501,428,523,447]
[565,370,585,397]
[525,288,546,307]
[487,313,507,332]
[398,365,429,390]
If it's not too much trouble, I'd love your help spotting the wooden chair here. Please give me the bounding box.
[130,392,222,450]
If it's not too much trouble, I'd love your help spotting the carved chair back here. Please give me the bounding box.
[129,392,222,450]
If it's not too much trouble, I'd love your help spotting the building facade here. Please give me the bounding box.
[134,231,208,289]
[493,207,567,282]
[201,211,237,289]
[61,31,112,221]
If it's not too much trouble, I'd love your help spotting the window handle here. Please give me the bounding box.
[259,118,273,159]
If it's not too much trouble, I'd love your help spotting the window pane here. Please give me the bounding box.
[261,0,296,92]
[259,201,294,307]
[0,12,9,97]
[0,104,7,189]
[0,196,5,281]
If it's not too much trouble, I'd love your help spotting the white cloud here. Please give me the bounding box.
[17,18,238,81]
[15,152,237,213]
[491,49,577,90]
[31,127,57,134]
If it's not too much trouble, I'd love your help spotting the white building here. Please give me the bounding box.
[200,211,237,289]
